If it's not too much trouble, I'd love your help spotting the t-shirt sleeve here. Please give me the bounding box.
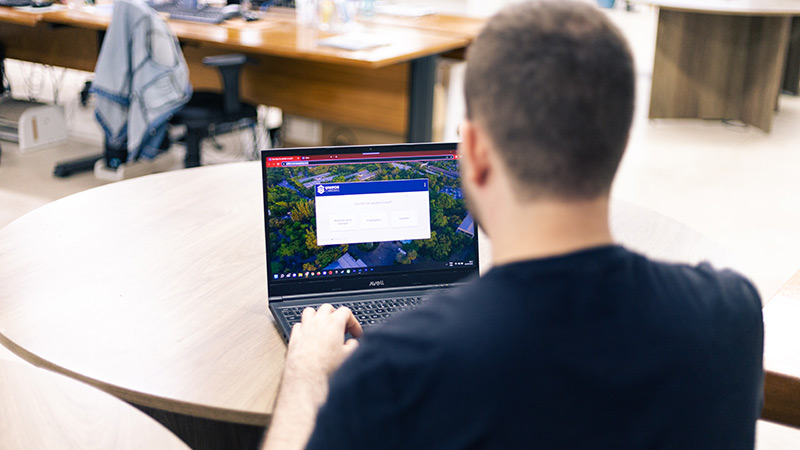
[304,342,394,450]
[305,310,445,450]
[699,264,765,420]
[304,341,406,449]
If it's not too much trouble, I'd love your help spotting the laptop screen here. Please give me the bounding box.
[261,142,479,297]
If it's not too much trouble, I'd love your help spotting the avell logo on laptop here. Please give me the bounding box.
[260,142,479,342]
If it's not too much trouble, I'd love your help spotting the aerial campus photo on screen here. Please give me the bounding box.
[266,159,476,277]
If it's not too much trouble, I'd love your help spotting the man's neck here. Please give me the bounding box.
[485,196,614,267]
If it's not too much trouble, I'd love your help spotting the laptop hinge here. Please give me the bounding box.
[269,282,465,302]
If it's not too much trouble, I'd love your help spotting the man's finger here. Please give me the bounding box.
[333,307,364,338]
[342,338,360,357]
[301,306,316,323]
[317,303,335,316]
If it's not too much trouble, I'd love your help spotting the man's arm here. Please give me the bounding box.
[262,304,363,450]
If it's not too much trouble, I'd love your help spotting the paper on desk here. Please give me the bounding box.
[374,4,436,17]
[318,33,391,51]
[13,4,67,12]
[85,4,113,15]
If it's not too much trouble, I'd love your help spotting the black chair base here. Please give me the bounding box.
[53,154,102,178]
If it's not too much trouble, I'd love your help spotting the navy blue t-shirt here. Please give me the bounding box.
[306,246,764,449]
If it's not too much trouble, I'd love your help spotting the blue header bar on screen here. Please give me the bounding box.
[315,179,429,197]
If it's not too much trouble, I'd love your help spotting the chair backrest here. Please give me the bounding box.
[202,53,248,117]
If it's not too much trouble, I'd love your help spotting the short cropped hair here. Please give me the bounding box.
[465,0,635,200]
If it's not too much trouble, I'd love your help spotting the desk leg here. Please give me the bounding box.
[649,10,791,132]
[782,17,800,96]
[132,403,266,450]
[407,55,436,143]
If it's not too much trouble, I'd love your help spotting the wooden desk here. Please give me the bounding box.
[641,0,800,132]
[762,269,800,428]
[0,359,189,449]
[0,7,473,142]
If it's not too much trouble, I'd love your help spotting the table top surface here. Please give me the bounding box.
[0,6,475,68]
[637,0,800,15]
[0,161,731,425]
[0,163,282,425]
[0,5,45,25]
[0,359,189,449]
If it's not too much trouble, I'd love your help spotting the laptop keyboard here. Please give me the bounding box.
[281,296,429,330]
[169,8,235,24]
[151,4,237,24]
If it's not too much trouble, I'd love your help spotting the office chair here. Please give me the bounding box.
[53,0,258,177]
[171,53,257,168]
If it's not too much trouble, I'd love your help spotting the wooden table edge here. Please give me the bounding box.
[763,370,800,428]
[0,332,271,426]
[181,36,471,69]
[0,10,45,26]
[37,10,471,69]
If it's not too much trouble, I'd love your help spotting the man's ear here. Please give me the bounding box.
[459,120,490,188]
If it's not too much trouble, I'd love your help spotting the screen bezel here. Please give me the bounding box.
[260,142,479,298]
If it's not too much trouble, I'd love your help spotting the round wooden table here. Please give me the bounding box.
[0,162,731,436]
[0,162,283,427]
[0,359,189,449]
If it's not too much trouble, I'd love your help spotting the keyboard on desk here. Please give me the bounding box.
[280,296,429,331]
[152,4,237,24]
[0,0,31,6]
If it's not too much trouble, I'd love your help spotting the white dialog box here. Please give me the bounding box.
[315,179,431,246]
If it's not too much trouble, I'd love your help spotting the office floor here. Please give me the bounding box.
[1,3,799,446]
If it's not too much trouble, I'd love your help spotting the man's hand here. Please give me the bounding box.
[262,304,363,450]
[284,304,363,391]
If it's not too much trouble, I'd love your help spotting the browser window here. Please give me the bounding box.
[315,179,431,246]
[264,147,477,282]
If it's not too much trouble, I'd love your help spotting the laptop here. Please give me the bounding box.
[261,142,480,342]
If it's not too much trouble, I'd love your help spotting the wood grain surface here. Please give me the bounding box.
[30,7,469,69]
[648,8,791,132]
[182,45,410,135]
[0,163,282,425]
[0,360,189,450]
[0,162,735,427]
[0,22,101,72]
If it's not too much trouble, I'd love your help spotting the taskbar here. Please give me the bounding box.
[271,260,475,281]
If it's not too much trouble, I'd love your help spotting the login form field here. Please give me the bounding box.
[314,179,431,246]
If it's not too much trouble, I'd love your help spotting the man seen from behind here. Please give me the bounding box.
[263,1,764,448]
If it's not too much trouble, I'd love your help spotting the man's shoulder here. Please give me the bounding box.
[640,255,761,311]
